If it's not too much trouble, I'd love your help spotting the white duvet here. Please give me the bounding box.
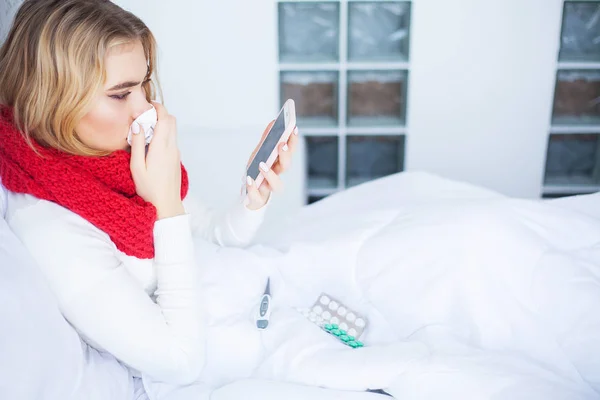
[145,172,600,400]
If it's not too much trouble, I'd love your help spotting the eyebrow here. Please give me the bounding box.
[107,81,141,91]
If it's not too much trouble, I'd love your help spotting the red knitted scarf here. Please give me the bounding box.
[0,107,188,259]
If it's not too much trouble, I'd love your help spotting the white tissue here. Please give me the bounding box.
[127,106,157,145]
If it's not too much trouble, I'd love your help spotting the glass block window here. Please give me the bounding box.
[552,70,600,126]
[278,2,340,62]
[348,2,411,62]
[545,134,600,186]
[346,135,405,187]
[543,1,600,199]
[559,2,600,62]
[280,71,339,127]
[277,1,412,204]
[306,136,339,189]
[347,70,408,126]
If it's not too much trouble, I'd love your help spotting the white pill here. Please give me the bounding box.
[330,317,340,325]
[312,305,323,315]
[355,318,365,327]
[320,296,331,305]
[329,301,339,311]
[309,315,317,322]
[346,313,356,322]
[322,311,332,320]
[309,312,317,319]
[337,306,347,316]
[316,316,324,323]
[339,322,348,331]
[348,328,357,337]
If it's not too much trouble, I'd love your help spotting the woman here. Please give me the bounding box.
[0,0,297,389]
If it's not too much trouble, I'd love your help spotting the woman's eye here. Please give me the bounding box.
[110,92,131,101]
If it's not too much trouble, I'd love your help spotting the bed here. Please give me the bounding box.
[2,171,599,400]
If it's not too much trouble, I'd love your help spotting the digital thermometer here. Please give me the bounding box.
[256,278,272,330]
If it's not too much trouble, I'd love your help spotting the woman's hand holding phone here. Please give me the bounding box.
[130,101,185,220]
[244,121,299,210]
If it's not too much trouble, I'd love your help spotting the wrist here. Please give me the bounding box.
[156,200,185,220]
[245,200,266,211]
[244,191,271,211]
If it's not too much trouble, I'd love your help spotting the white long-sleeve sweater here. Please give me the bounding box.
[4,190,267,385]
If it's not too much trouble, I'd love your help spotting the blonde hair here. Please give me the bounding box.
[0,0,162,156]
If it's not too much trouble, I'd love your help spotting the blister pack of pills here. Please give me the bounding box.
[297,293,368,348]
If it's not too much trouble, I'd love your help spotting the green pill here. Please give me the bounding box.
[348,341,359,348]
[324,324,334,330]
[340,335,350,342]
[331,329,342,336]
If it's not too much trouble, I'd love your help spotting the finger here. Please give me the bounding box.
[151,101,169,121]
[259,162,283,193]
[245,176,263,207]
[287,126,299,153]
[130,124,146,174]
[258,178,272,193]
[258,182,273,200]
[166,115,178,145]
[151,104,176,144]
[271,160,282,175]
[153,115,175,145]
[273,142,291,174]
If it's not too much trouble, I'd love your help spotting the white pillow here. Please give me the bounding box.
[0,184,134,400]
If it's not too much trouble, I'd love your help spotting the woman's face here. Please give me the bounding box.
[76,40,152,152]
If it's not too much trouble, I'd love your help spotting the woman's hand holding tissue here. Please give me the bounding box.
[244,121,299,210]
[130,101,185,220]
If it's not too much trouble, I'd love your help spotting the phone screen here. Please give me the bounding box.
[247,109,286,181]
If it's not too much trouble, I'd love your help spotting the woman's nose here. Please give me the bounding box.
[132,103,152,121]
[131,93,152,120]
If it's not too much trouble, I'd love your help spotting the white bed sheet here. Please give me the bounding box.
[147,172,600,400]
[155,379,390,400]
[4,172,600,400]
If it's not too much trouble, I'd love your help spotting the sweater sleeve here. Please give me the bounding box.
[8,202,205,385]
[183,192,269,247]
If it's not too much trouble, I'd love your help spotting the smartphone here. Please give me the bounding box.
[247,99,296,189]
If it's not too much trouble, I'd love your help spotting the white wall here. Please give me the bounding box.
[407,0,563,198]
[0,0,22,39]
[1,0,566,234]
[116,0,563,208]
